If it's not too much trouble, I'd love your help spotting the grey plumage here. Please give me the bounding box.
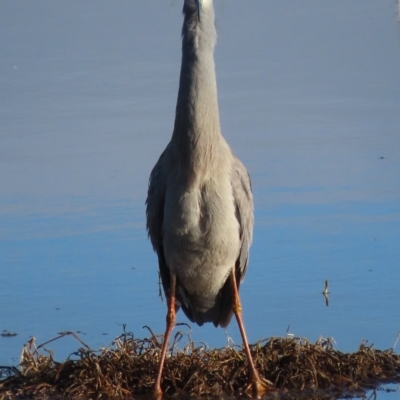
[146,0,254,328]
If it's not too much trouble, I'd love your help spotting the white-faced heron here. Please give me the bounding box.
[146,0,268,395]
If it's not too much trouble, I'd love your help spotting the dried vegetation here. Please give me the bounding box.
[1,328,399,399]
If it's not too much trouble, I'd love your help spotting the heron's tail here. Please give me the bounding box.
[176,276,234,328]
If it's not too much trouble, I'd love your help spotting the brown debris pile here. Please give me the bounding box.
[0,329,399,399]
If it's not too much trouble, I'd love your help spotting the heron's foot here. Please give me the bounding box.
[151,385,163,400]
[245,374,276,398]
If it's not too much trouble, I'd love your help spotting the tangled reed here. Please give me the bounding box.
[1,328,399,399]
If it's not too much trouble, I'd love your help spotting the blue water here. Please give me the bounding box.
[1,1,399,398]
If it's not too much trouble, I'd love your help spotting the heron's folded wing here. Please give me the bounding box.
[146,148,171,296]
[231,157,254,282]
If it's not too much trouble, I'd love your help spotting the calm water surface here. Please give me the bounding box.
[1,1,400,398]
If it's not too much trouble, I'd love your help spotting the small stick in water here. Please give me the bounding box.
[322,280,329,295]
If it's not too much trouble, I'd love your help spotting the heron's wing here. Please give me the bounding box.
[146,147,171,296]
[231,157,254,282]
[217,157,254,328]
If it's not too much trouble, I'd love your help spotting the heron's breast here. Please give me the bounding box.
[163,179,240,295]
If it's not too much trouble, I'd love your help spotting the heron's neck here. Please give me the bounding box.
[171,2,221,177]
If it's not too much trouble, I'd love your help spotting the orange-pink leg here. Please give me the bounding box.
[153,273,177,395]
[230,270,272,396]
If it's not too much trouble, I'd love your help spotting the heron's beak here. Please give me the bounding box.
[195,0,202,21]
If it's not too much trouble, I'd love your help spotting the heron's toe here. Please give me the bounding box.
[245,375,276,398]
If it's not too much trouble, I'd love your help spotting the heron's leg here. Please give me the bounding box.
[230,270,271,395]
[153,273,177,395]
